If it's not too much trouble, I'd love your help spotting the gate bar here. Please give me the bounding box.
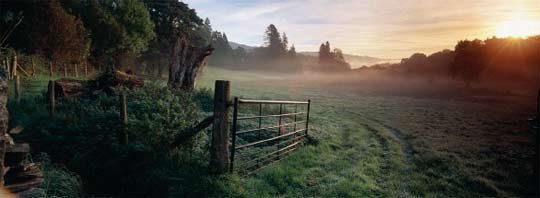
[235,128,306,149]
[236,121,305,134]
[238,112,305,120]
[229,97,239,173]
[239,99,308,104]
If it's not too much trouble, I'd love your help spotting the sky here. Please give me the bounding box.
[182,0,540,59]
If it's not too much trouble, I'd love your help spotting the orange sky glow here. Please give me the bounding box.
[185,0,540,59]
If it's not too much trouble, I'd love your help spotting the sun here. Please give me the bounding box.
[495,18,539,38]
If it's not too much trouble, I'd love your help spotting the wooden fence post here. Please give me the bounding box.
[74,64,79,78]
[15,75,21,103]
[31,58,36,77]
[210,80,230,173]
[305,99,311,137]
[11,54,17,80]
[63,64,67,77]
[48,81,55,117]
[49,62,53,77]
[84,62,88,76]
[119,93,128,145]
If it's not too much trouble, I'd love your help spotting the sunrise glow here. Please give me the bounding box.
[496,18,540,38]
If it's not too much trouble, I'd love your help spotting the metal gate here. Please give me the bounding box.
[229,98,311,174]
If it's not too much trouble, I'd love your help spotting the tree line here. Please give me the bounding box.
[360,36,540,87]
[209,24,351,72]
[1,0,219,90]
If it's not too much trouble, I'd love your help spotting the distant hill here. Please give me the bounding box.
[229,41,256,51]
[299,51,395,68]
[228,41,396,68]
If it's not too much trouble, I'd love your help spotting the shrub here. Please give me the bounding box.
[9,82,219,196]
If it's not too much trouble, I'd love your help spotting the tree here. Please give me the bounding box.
[32,0,90,67]
[65,0,155,70]
[145,0,213,91]
[317,41,350,72]
[264,24,284,58]
[288,45,296,57]
[281,32,288,52]
[450,39,486,87]
[208,31,234,66]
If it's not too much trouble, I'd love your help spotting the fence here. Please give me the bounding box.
[14,79,312,175]
[229,98,311,174]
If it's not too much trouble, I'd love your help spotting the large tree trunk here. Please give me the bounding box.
[168,38,213,91]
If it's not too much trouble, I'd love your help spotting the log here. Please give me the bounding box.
[94,70,144,94]
[52,79,89,98]
[47,70,143,98]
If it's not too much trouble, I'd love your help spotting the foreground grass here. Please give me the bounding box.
[198,66,535,197]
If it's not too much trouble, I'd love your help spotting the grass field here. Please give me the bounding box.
[196,66,536,197]
[8,66,536,197]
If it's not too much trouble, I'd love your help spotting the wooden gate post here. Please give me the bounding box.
[210,80,230,173]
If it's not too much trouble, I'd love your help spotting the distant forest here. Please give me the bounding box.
[208,23,351,72]
[357,36,540,86]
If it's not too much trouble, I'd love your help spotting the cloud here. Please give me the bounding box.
[184,0,540,58]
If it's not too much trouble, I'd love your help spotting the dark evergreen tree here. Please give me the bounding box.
[264,24,284,58]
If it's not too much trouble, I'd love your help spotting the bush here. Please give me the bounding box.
[9,82,221,197]
[35,153,83,197]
